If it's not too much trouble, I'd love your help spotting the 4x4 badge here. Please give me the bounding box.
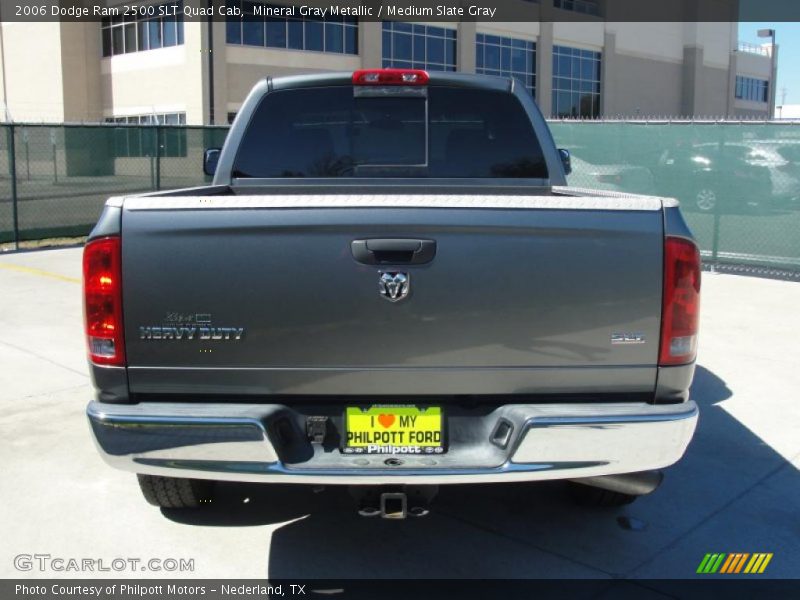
[379,272,410,302]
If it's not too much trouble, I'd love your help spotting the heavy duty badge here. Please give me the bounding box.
[139,313,244,341]
[139,326,244,341]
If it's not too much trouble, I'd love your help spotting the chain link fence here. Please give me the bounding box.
[0,124,228,243]
[551,120,800,274]
[1,121,798,273]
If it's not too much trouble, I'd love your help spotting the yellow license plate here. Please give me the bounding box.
[344,406,444,455]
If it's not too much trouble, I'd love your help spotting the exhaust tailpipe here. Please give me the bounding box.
[569,470,664,497]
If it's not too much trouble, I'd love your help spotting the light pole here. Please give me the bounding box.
[757,28,777,117]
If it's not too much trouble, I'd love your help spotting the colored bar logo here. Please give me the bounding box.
[697,553,773,574]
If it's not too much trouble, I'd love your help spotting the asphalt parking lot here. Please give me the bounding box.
[0,247,798,581]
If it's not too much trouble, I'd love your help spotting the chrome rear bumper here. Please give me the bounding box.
[87,400,698,485]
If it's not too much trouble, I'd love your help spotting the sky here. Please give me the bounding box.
[738,22,800,106]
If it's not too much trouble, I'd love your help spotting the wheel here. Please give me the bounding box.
[137,474,215,508]
[567,481,638,507]
[695,187,718,212]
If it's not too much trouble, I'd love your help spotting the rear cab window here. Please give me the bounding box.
[232,86,548,179]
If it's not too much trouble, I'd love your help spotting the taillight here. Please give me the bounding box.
[659,237,701,366]
[352,69,429,86]
[83,236,125,366]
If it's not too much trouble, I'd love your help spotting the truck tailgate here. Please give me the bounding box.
[120,195,664,396]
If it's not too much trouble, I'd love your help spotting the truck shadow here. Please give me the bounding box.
[163,364,799,578]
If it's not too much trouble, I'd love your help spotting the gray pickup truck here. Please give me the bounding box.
[85,70,700,517]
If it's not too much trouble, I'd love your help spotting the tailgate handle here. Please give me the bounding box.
[351,239,436,265]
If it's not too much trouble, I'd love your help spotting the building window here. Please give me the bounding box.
[105,113,187,157]
[101,2,184,57]
[225,1,358,54]
[382,22,457,71]
[227,112,238,124]
[552,45,601,118]
[735,76,769,103]
[106,113,187,125]
[553,0,600,16]
[476,34,536,97]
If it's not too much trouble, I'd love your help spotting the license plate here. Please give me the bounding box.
[343,406,444,455]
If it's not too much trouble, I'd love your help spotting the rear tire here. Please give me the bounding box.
[137,474,215,508]
[567,481,638,507]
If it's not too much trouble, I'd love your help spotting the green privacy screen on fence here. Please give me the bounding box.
[550,121,800,271]
[1,122,798,271]
[0,125,229,242]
